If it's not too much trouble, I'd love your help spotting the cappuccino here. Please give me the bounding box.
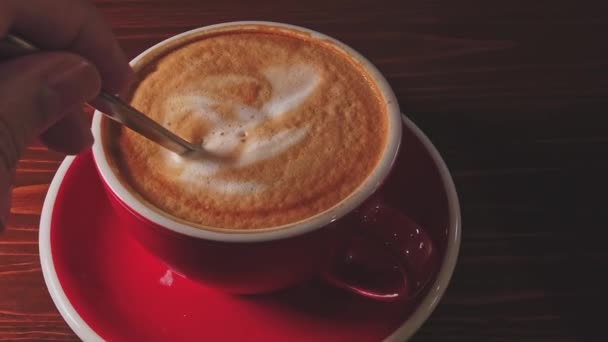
[107,26,388,230]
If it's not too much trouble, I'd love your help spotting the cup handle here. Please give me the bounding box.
[323,197,439,302]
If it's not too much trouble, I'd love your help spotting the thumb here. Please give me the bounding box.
[0,52,101,230]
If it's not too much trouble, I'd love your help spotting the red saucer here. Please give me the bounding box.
[39,116,460,341]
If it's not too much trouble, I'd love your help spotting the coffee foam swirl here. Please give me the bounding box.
[115,30,388,229]
[163,64,320,194]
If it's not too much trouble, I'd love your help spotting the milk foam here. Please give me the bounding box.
[262,65,321,117]
[117,30,389,229]
[162,64,320,194]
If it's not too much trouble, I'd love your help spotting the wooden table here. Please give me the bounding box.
[2,0,607,341]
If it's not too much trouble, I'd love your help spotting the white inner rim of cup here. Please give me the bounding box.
[91,21,402,242]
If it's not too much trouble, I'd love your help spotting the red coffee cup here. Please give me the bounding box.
[91,22,459,303]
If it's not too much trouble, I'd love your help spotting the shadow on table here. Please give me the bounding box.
[537,166,608,341]
[414,111,608,341]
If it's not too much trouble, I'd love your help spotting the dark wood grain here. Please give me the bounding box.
[2,0,607,341]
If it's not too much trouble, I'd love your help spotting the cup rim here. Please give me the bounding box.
[91,21,403,243]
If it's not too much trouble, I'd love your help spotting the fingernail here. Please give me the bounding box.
[115,65,135,98]
[44,58,101,111]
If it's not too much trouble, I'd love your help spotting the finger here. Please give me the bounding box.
[0,52,100,224]
[0,0,133,94]
[40,108,94,155]
[0,52,100,168]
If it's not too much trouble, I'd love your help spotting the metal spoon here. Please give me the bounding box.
[0,34,206,157]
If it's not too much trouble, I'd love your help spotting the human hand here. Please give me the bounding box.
[0,0,133,230]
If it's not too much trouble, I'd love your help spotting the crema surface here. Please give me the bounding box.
[111,28,388,230]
